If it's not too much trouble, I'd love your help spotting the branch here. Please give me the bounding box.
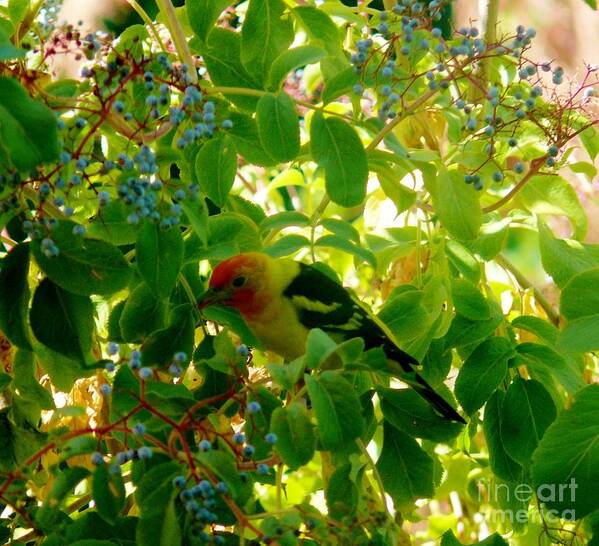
[495,254,560,326]
[155,0,197,83]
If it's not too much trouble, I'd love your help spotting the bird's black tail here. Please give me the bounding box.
[384,344,466,424]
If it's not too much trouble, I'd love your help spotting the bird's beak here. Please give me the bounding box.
[197,287,230,309]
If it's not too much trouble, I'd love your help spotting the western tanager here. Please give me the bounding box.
[199,252,465,424]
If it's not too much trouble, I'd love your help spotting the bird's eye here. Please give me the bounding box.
[232,276,246,288]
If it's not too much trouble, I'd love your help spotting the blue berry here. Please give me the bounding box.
[508,138,518,147]
[105,361,116,373]
[247,401,261,414]
[257,463,269,475]
[548,145,559,157]
[199,439,212,451]
[116,451,129,465]
[382,66,393,78]
[91,452,104,465]
[72,224,85,236]
[173,351,187,363]
[173,475,187,489]
[492,171,504,182]
[514,162,525,174]
[139,367,152,380]
[515,109,526,119]
[60,151,71,163]
[546,157,556,167]
[174,189,186,201]
[233,432,245,444]
[75,117,86,129]
[222,119,233,129]
[138,447,153,459]
[242,445,255,458]
[132,423,146,435]
[168,363,182,376]
[265,433,277,444]
[215,481,228,494]
[107,342,119,356]
[98,191,110,206]
[100,384,112,395]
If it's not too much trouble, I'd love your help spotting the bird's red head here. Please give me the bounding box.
[200,253,269,317]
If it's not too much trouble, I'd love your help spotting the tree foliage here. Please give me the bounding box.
[0,0,598,544]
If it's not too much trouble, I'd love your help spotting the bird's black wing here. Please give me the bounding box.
[283,263,466,424]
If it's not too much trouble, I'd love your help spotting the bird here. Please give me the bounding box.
[198,251,465,424]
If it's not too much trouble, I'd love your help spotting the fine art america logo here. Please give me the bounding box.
[478,478,578,523]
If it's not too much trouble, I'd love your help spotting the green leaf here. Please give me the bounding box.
[36,467,91,530]
[187,0,230,42]
[191,28,260,111]
[270,403,316,470]
[429,168,482,241]
[241,0,294,84]
[292,6,343,58]
[304,328,338,369]
[444,310,503,348]
[141,304,194,367]
[558,315,599,352]
[0,76,59,171]
[378,289,431,343]
[0,243,31,349]
[226,111,277,166]
[265,234,311,258]
[304,371,365,451]
[30,278,94,364]
[315,234,376,267]
[12,349,53,426]
[268,45,326,90]
[111,366,139,420]
[0,27,25,59]
[532,384,599,519]
[520,175,587,240]
[34,343,86,391]
[455,337,513,415]
[322,67,358,104]
[441,531,509,546]
[31,221,131,296]
[554,258,599,352]
[93,463,126,524]
[0,373,10,390]
[584,0,598,9]
[378,387,463,442]
[451,278,491,321]
[256,92,300,163]
[538,221,599,287]
[202,304,261,348]
[119,282,167,342]
[87,200,139,245]
[483,390,523,482]
[376,422,434,510]
[310,111,368,207]
[326,463,359,519]
[181,198,208,247]
[197,450,246,500]
[135,462,182,546]
[517,342,585,394]
[136,221,183,299]
[195,134,237,207]
[502,377,556,466]
[260,211,310,234]
[8,0,29,24]
[560,267,599,319]
[512,315,558,345]
[467,217,511,260]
